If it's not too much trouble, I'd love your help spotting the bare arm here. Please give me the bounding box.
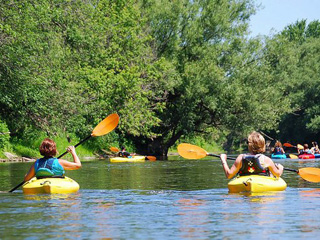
[58,146,81,170]
[220,154,242,179]
[265,156,283,177]
[24,162,36,181]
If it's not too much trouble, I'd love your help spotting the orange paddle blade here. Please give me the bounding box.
[110,147,120,152]
[92,113,119,137]
[289,154,298,159]
[283,143,294,147]
[177,143,208,159]
[146,156,156,161]
[298,168,320,183]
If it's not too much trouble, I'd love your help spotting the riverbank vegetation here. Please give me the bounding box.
[1,0,320,158]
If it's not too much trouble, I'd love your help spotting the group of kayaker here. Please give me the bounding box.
[22,133,319,184]
[269,140,320,157]
[23,132,286,182]
[303,142,320,154]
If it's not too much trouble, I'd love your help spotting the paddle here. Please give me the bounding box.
[109,146,156,161]
[8,113,120,193]
[283,143,304,149]
[289,154,299,159]
[177,143,320,183]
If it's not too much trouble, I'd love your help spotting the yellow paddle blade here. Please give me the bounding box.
[177,143,208,159]
[289,154,298,159]
[92,113,120,137]
[299,168,320,183]
[297,144,304,150]
[146,156,156,161]
[110,147,120,152]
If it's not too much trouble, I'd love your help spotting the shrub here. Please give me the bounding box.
[0,120,10,150]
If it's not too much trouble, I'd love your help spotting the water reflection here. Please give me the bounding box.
[176,198,209,239]
[1,159,320,239]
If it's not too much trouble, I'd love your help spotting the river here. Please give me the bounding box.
[1,157,320,239]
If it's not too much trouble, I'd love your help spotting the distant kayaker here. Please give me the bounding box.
[24,138,81,182]
[220,131,284,179]
[298,144,312,155]
[118,146,132,158]
[311,142,320,154]
[272,141,285,155]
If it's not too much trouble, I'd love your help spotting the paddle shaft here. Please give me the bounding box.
[8,135,92,193]
[283,168,298,173]
[208,153,235,160]
[8,182,25,192]
[208,153,299,173]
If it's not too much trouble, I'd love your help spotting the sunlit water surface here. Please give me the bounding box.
[1,157,320,239]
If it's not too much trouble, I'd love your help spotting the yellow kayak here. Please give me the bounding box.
[23,176,79,194]
[228,175,287,193]
[110,155,146,163]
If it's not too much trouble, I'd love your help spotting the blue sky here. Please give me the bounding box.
[249,0,320,36]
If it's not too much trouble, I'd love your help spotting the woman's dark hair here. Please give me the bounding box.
[39,138,57,157]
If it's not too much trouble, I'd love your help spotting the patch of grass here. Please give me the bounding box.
[13,144,39,158]
[8,134,99,160]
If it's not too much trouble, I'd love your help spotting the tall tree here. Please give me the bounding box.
[130,0,291,155]
[0,0,166,144]
[274,20,320,143]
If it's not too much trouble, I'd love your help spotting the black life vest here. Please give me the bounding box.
[118,151,130,158]
[238,154,269,176]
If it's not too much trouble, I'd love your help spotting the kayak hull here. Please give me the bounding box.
[23,177,79,194]
[228,175,287,193]
[110,155,146,163]
[271,154,287,159]
[299,154,315,159]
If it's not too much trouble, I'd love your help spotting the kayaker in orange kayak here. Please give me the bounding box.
[220,131,284,179]
[24,138,81,182]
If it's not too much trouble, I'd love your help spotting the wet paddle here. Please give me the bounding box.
[109,146,156,161]
[8,113,120,193]
[177,143,320,183]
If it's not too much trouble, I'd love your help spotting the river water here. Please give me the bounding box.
[1,157,320,239]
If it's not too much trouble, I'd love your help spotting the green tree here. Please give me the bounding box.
[129,0,291,155]
[0,0,166,149]
[273,20,320,143]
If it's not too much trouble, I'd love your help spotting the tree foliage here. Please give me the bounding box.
[0,0,165,144]
[273,20,320,143]
[0,1,319,156]
[135,0,291,154]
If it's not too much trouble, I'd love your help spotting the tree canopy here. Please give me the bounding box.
[0,0,319,155]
